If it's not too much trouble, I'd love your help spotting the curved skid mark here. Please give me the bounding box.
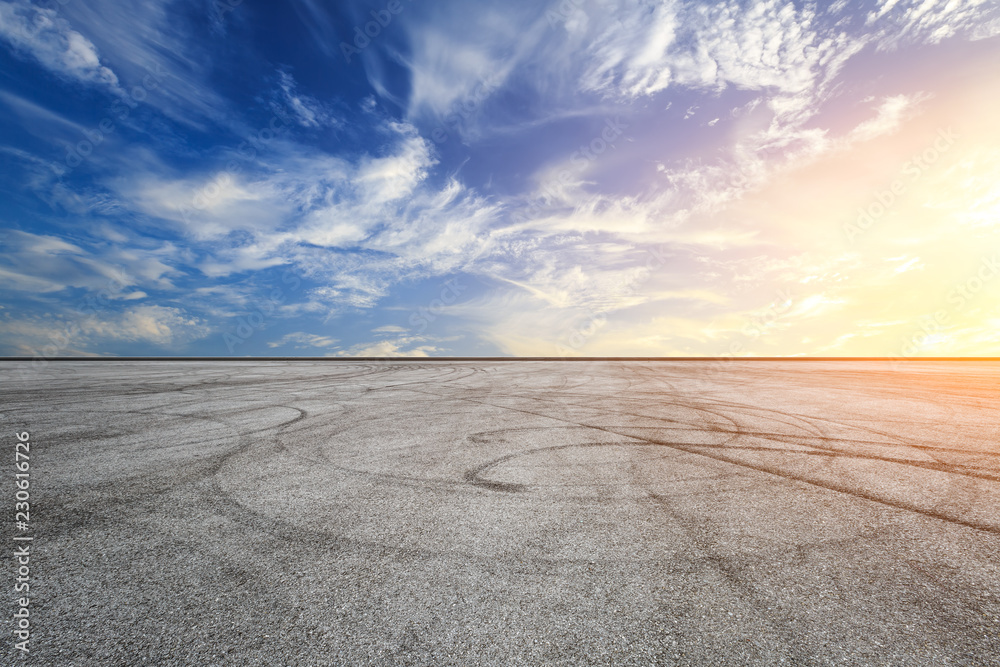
[402,386,1000,536]
[464,440,650,492]
[484,383,1000,484]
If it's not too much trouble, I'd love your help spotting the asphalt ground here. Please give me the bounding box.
[1,360,999,666]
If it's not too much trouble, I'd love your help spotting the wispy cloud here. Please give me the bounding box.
[276,70,340,129]
[868,0,1000,48]
[0,1,121,92]
[0,304,210,356]
[267,331,339,349]
[1,0,998,357]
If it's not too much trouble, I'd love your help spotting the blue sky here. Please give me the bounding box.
[1,0,999,358]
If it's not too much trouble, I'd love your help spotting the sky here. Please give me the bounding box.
[0,0,999,359]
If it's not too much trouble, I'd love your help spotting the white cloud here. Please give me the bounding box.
[0,229,178,295]
[868,0,1000,48]
[121,122,440,253]
[0,304,209,355]
[355,127,435,205]
[267,332,339,349]
[0,1,121,91]
[24,0,239,131]
[113,305,210,345]
[847,93,929,143]
[110,118,500,300]
[580,0,680,98]
[4,0,997,361]
[276,71,339,129]
[401,5,543,124]
[309,283,387,311]
[892,256,924,274]
[289,0,341,58]
[0,90,89,145]
[579,0,864,120]
[331,337,440,357]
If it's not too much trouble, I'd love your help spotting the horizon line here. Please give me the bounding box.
[3,356,1000,362]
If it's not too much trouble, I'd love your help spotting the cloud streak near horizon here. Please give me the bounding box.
[1,0,999,359]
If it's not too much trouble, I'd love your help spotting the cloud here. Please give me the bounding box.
[0,1,121,91]
[0,304,210,356]
[267,332,339,349]
[111,118,499,294]
[3,0,998,360]
[331,337,441,357]
[579,0,864,121]
[0,229,107,293]
[918,146,1000,230]
[354,126,436,205]
[0,229,178,295]
[276,70,340,129]
[401,6,538,122]
[289,0,342,59]
[868,0,1000,48]
[122,127,436,251]
[847,93,929,143]
[27,0,241,130]
[113,305,210,345]
[308,282,387,311]
[579,0,680,98]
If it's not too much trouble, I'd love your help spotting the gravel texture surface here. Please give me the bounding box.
[1,360,999,665]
